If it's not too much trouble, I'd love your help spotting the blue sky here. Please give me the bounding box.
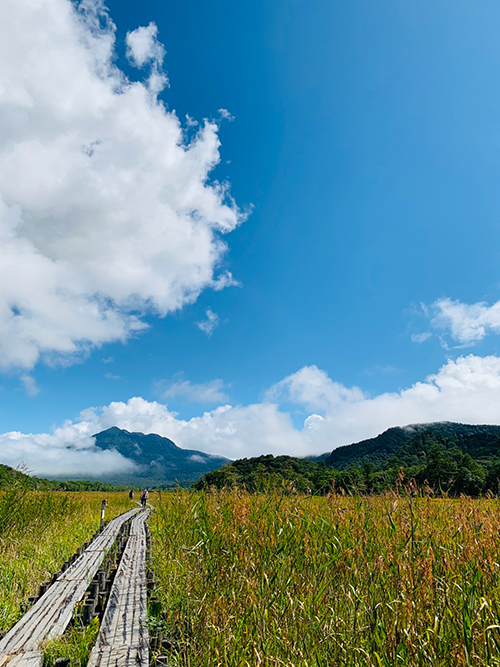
[2,0,500,475]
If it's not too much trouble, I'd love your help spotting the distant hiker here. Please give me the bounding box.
[140,488,148,509]
[129,490,134,501]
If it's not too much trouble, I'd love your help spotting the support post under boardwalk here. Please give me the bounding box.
[87,510,150,667]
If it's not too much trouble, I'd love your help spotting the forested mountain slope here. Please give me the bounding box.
[196,422,500,495]
[322,422,500,470]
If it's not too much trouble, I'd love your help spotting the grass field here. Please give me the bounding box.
[150,490,500,667]
[3,487,500,666]
[0,487,131,635]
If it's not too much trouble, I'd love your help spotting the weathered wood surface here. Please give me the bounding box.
[0,508,140,667]
[87,510,150,667]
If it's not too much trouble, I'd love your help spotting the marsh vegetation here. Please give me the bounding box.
[3,486,500,666]
[150,490,500,666]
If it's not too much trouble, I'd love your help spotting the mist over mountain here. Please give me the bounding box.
[57,427,231,487]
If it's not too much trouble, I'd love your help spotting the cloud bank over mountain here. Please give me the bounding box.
[0,0,241,370]
[4,354,500,477]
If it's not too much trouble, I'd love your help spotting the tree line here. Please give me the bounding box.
[194,442,500,496]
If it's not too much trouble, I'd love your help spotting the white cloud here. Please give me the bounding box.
[188,454,208,463]
[266,356,500,451]
[426,298,500,344]
[87,355,500,457]
[126,22,165,69]
[0,428,136,478]
[185,114,198,128]
[411,332,432,344]
[5,354,500,476]
[266,365,364,413]
[218,108,235,122]
[125,22,167,95]
[196,309,220,337]
[156,376,229,403]
[211,271,241,291]
[0,0,242,371]
[80,397,306,460]
[20,374,39,397]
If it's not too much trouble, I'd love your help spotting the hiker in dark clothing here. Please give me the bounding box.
[129,490,134,501]
[140,488,148,509]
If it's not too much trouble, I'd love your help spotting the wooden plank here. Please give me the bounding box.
[87,510,150,667]
[0,653,40,667]
[0,508,140,666]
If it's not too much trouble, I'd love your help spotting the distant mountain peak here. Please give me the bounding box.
[90,426,230,486]
[97,426,129,435]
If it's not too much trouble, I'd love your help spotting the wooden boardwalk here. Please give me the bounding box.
[87,510,150,667]
[0,508,140,667]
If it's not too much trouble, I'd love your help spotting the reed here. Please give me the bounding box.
[150,490,500,667]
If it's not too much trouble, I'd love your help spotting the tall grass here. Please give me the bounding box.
[150,490,500,667]
[43,617,100,667]
[0,487,131,635]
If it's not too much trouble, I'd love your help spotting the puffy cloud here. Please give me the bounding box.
[156,376,229,403]
[267,356,500,451]
[126,23,165,69]
[125,22,167,95]
[425,298,500,345]
[0,0,241,370]
[5,355,500,476]
[266,365,364,413]
[80,355,500,456]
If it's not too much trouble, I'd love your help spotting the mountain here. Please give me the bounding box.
[92,427,230,486]
[195,422,500,496]
[322,422,500,470]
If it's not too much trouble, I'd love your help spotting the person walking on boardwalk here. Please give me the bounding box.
[140,488,148,509]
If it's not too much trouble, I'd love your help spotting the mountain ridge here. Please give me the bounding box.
[321,421,500,470]
[90,427,230,486]
[195,421,500,495]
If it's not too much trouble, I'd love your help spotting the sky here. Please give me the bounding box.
[3,0,500,476]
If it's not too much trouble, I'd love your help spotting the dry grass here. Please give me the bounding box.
[150,490,500,667]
